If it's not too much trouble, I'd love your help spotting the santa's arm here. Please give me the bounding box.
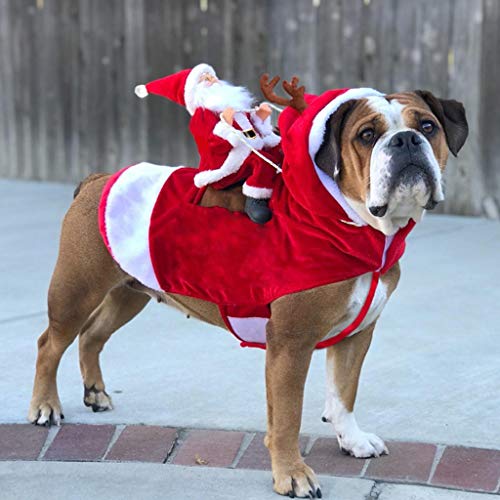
[191,108,240,155]
[192,107,251,188]
[250,106,281,150]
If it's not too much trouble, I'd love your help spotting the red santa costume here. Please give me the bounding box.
[99,86,416,350]
[135,63,282,200]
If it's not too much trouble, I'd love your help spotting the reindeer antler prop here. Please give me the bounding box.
[260,74,308,113]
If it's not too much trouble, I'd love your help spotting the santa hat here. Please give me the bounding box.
[134,63,217,115]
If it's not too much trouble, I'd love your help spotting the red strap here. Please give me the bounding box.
[314,271,380,350]
[224,272,380,351]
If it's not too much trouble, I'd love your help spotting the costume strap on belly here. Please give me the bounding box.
[314,271,381,350]
[231,271,381,351]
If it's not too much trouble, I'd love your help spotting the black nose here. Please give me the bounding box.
[388,131,422,151]
[369,204,388,217]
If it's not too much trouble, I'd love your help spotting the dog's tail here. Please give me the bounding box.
[73,173,108,199]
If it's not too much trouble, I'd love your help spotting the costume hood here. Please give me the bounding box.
[279,88,384,222]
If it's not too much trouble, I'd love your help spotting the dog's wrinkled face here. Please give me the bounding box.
[315,91,468,235]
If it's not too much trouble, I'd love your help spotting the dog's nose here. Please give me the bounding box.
[368,204,388,217]
[388,131,422,151]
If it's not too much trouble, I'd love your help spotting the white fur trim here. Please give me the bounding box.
[234,112,253,131]
[308,88,385,226]
[227,316,268,343]
[250,111,274,136]
[185,63,216,115]
[213,120,241,147]
[104,163,182,290]
[250,111,281,149]
[234,113,264,149]
[134,85,148,98]
[193,140,250,187]
[242,183,273,199]
[262,132,281,149]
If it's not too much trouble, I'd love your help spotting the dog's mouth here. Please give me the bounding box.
[368,163,441,218]
[394,163,433,189]
[395,163,439,208]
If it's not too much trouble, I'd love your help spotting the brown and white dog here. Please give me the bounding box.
[29,88,467,498]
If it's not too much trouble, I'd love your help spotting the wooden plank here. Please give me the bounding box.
[444,0,484,215]
[10,0,35,179]
[392,0,421,92]
[360,0,397,93]
[417,0,453,95]
[144,0,192,167]
[59,0,82,182]
[120,0,148,167]
[36,0,67,182]
[0,0,17,177]
[337,0,364,89]
[231,0,268,98]
[315,0,343,91]
[479,0,500,214]
[76,0,94,179]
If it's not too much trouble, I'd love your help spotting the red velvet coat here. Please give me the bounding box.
[99,88,415,349]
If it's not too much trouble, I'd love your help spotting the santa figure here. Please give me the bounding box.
[135,63,282,224]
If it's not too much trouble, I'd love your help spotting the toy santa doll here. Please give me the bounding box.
[135,63,282,224]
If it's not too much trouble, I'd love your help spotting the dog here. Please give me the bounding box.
[29,84,467,498]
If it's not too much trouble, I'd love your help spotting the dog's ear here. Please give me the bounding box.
[315,101,355,179]
[415,90,469,157]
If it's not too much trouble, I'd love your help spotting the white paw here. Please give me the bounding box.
[28,399,64,427]
[337,430,388,458]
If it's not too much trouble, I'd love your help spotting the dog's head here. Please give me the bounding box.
[314,90,468,234]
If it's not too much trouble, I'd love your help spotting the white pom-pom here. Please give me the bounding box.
[134,85,148,98]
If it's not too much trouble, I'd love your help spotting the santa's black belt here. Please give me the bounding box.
[242,129,257,139]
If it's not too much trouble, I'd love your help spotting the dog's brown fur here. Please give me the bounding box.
[28,172,398,495]
[29,91,465,498]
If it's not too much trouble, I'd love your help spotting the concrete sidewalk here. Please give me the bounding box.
[2,461,498,500]
[1,178,499,498]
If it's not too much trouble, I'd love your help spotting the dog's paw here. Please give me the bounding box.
[337,430,388,458]
[83,384,113,412]
[273,461,322,498]
[28,397,64,426]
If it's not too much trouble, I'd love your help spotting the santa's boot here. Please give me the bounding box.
[245,197,272,224]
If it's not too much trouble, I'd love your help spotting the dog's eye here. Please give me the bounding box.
[421,120,436,135]
[359,128,375,144]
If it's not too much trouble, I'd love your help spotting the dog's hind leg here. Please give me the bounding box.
[28,175,122,426]
[322,323,388,458]
[28,264,118,426]
[79,283,150,412]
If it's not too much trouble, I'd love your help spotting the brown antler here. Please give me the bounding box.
[282,76,308,113]
[260,74,308,112]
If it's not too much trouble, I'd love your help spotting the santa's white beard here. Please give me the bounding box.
[191,80,255,113]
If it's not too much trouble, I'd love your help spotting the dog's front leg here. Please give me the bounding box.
[265,321,322,498]
[322,323,388,458]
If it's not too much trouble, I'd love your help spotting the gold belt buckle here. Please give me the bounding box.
[242,128,257,139]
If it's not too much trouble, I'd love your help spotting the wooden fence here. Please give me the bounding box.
[1,0,499,217]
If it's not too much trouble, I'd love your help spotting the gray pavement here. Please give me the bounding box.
[1,461,497,500]
[1,178,500,452]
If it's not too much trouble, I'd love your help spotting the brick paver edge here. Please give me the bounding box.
[1,423,498,494]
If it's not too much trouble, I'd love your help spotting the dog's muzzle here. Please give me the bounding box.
[387,131,438,207]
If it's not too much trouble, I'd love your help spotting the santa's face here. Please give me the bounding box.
[192,78,255,114]
[199,72,219,86]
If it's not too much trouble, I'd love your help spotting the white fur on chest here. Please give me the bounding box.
[322,273,389,342]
